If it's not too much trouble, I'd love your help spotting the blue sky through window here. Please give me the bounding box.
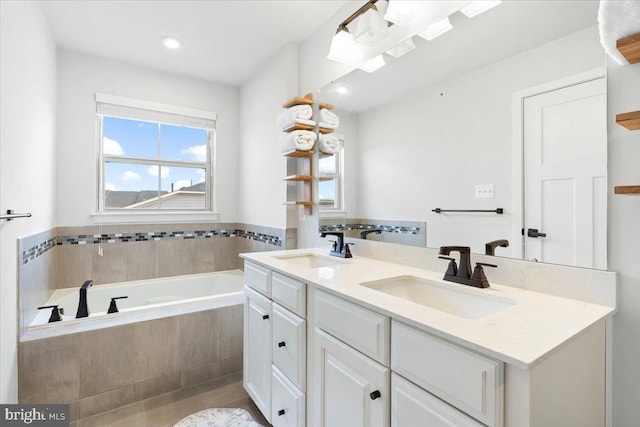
[103,116,207,192]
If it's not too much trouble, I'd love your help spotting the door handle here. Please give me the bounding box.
[527,228,547,238]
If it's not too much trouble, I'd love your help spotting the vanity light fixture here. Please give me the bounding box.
[385,37,416,58]
[460,0,502,18]
[161,36,182,49]
[327,0,382,64]
[384,0,427,27]
[358,54,386,73]
[327,25,359,63]
[354,3,389,45]
[327,0,501,67]
[417,16,453,41]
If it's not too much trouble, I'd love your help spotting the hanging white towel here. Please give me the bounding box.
[277,105,315,130]
[280,130,317,153]
[319,108,340,129]
[319,134,340,154]
[598,0,640,65]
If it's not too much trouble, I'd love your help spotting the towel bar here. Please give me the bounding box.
[0,210,32,221]
[432,208,504,214]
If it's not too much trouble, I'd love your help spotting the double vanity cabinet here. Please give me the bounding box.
[242,250,615,427]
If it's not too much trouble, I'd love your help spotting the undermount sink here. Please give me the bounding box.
[273,253,349,269]
[360,275,517,319]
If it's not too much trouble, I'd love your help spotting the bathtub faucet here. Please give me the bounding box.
[75,280,93,318]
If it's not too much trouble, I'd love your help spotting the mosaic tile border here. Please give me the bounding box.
[22,228,283,265]
[320,223,420,235]
[21,238,57,265]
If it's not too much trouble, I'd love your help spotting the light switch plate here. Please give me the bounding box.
[476,184,494,199]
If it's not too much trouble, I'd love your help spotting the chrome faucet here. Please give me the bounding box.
[320,231,352,258]
[438,246,496,288]
[75,280,93,318]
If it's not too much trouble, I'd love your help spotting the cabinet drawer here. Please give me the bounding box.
[272,272,306,317]
[272,366,305,427]
[272,303,306,391]
[244,262,271,297]
[315,290,389,365]
[391,373,484,427]
[391,321,502,427]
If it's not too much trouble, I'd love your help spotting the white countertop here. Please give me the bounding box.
[241,248,615,370]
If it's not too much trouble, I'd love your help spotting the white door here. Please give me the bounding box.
[391,374,483,427]
[312,328,389,427]
[523,77,607,268]
[243,286,272,423]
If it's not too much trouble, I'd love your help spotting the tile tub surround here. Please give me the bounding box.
[18,305,243,423]
[17,222,292,343]
[17,228,58,341]
[20,223,294,267]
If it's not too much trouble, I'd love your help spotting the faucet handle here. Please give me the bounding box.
[342,242,354,258]
[38,305,63,323]
[438,256,458,276]
[107,296,128,314]
[328,240,338,252]
[470,262,497,288]
[476,262,497,268]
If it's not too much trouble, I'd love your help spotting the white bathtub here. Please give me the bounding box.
[24,270,244,341]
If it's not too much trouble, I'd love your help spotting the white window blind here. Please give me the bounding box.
[95,93,216,130]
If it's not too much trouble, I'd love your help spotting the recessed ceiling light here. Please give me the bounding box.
[336,86,349,95]
[162,36,182,49]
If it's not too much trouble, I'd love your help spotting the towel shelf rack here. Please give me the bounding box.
[1,210,32,221]
[432,208,504,214]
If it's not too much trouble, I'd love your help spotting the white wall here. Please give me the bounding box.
[56,50,239,225]
[0,1,57,403]
[238,44,297,229]
[349,27,603,254]
[607,57,640,425]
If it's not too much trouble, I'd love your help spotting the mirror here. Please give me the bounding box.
[317,0,607,269]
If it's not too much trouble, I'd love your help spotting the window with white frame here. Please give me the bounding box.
[96,94,216,212]
[318,138,344,210]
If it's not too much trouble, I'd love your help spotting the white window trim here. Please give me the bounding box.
[95,93,218,222]
[318,135,345,212]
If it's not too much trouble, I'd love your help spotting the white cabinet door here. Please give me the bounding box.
[272,366,306,427]
[272,303,306,391]
[312,328,389,427]
[391,374,484,427]
[243,286,272,423]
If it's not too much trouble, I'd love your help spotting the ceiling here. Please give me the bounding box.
[41,0,350,86]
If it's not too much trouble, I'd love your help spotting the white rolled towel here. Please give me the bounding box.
[280,130,317,153]
[319,108,340,129]
[319,134,340,154]
[598,0,640,65]
[277,105,314,130]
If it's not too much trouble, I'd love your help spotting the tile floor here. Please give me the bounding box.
[69,372,271,427]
